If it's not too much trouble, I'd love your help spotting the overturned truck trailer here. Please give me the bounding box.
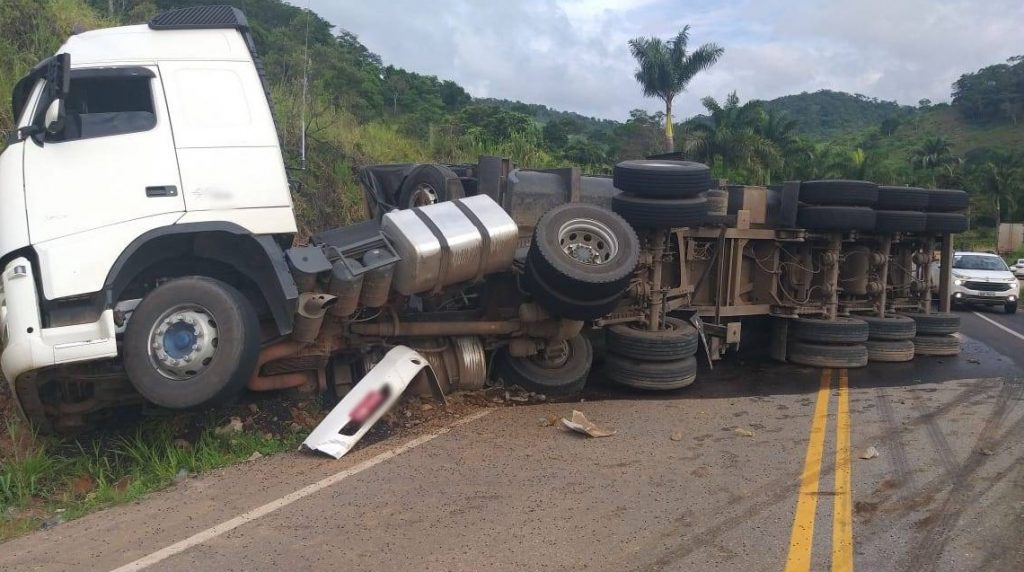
[0,6,971,432]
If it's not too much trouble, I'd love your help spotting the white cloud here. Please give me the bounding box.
[302,0,1024,121]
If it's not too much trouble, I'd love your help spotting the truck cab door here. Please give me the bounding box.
[23,66,184,246]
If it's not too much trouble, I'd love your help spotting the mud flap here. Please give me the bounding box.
[302,346,434,459]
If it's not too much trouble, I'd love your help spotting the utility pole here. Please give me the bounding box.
[108,0,114,18]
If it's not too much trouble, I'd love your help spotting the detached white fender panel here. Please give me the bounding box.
[303,346,432,459]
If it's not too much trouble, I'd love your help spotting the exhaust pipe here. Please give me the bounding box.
[293,293,338,344]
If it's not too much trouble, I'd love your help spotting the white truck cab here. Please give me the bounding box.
[1,6,301,426]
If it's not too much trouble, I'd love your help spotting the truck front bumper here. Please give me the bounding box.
[1,258,118,395]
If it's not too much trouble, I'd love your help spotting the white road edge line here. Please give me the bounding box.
[110,409,493,572]
[972,311,1024,342]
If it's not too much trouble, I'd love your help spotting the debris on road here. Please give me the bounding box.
[538,415,560,427]
[215,417,244,435]
[247,451,263,462]
[859,446,880,460]
[561,410,616,438]
[734,427,755,437]
[670,431,684,441]
[980,448,994,456]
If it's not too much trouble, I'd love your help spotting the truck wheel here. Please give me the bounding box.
[528,203,639,301]
[495,335,593,396]
[604,354,697,390]
[1006,301,1018,314]
[397,164,464,208]
[605,317,699,361]
[523,267,623,321]
[791,317,869,343]
[787,341,868,368]
[874,210,927,233]
[611,193,709,228]
[798,180,879,206]
[876,186,929,210]
[865,339,915,362]
[901,312,960,335]
[797,206,876,232]
[612,160,711,198]
[924,213,969,233]
[123,277,260,409]
[858,314,916,341]
[912,334,961,356]
[925,189,969,212]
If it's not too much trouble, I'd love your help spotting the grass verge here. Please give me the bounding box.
[0,392,316,543]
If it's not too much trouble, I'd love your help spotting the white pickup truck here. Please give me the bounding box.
[932,251,1019,314]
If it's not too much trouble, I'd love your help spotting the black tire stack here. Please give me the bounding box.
[786,317,869,368]
[923,189,970,234]
[796,180,878,232]
[857,314,916,362]
[524,203,640,321]
[603,317,700,390]
[874,186,929,233]
[902,312,962,356]
[610,160,711,229]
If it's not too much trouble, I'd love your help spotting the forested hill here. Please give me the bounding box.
[1,0,1022,234]
[761,90,914,138]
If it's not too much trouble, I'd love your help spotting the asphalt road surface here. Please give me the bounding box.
[2,307,1023,571]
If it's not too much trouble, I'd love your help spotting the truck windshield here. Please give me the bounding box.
[953,255,1009,271]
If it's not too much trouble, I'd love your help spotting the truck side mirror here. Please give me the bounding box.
[44,99,65,135]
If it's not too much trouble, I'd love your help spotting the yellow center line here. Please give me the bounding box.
[832,368,853,571]
[784,368,832,572]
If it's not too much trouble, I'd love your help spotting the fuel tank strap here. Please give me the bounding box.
[452,198,492,284]
[412,208,451,295]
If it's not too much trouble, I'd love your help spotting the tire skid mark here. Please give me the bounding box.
[874,388,914,503]
[625,378,1006,571]
[900,378,1024,572]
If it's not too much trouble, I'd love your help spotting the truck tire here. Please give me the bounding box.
[397,164,465,208]
[797,206,876,232]
[799,180,879,206]
[858,314,916,341]
[876,186,929,210]
[901,312,960,335]
[791,317,869,343]
[912,334,961,356]
[123,277,260,409]
[787,341,868,368]
[611,193,709,228]
[605,317,699,361]
[523,267,623,321]
[528,203,639,302]
[604,354,697,390]
[924,212,969,233]
[612,160,711,198]
[495,335,593,396]
[865,339,915,362]
[875,210,927,233]
[926,189,969,212]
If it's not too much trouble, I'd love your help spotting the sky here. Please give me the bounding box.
[302,0,1024,122]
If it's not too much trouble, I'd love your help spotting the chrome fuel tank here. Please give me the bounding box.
[381,195,518,295]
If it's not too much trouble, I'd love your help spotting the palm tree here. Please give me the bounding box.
[629,27,724,152]
[757,108,798,182]
[685,92,778,180]
[909,136,960,185]
[975,161,1023,229]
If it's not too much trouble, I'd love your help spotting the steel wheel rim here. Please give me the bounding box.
[147,304,219,381]
[557,217,619,265]
[409,183,439,207]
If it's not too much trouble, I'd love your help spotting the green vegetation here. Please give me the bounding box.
[0,407,305,541]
